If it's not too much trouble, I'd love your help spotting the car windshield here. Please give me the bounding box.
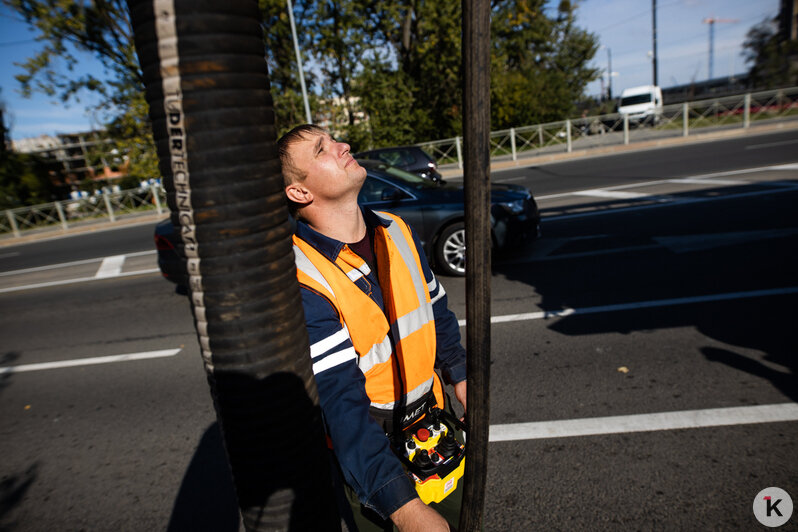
[620,94,653,106]
[361,161,438,189]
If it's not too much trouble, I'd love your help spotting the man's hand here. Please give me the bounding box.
[453,380,467,420]
[391,498,449,531]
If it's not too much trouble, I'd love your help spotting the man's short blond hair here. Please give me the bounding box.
[277,124,327,186]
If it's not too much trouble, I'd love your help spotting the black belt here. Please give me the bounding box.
[369,390,436,437]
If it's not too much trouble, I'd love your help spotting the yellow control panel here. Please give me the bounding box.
[401,415,466,504]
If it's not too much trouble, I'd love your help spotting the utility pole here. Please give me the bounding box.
[702,17,738,81]
[652,0,658,86]
[287,0,312,123]
[607,47,613,100]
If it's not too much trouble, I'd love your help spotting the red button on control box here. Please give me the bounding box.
[416,428,430,442]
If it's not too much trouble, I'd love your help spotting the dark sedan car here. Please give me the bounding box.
[153,218,189,291]
[354,146,443,182]
[154,159,540,281]
[356,160,539,275]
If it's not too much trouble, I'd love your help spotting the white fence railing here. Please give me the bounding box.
[2,184,166,238]
[3,87,797,239]
[418,86,798,169]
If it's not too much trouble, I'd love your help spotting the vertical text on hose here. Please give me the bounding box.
[154,0,212,370]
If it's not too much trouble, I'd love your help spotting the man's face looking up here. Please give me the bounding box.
[286,131,367,206]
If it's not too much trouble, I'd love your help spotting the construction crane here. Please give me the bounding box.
[702,17,739,80]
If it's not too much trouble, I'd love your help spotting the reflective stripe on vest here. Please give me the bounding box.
[293,212,444,413]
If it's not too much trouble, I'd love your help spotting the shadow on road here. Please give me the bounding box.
[167,423,240,532]
[494,180,798,402]
[0,463,38,531]
[702,346,797,403]
[168,370,339,531]
[0,352,20,394]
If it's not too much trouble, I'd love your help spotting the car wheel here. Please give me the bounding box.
[435,222,466,276]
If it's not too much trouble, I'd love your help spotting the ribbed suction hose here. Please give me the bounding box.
[127,1,339,529]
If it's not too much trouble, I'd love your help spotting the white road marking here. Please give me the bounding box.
[0,348,182,375]
[95,255,126,278]
[745,139,798,150]
[573,189,657,199]
[457,286,798,327]
[536,162,798,202]
[489,403,798,442]
[518,244,659,263]
[0,268,161,294]
[668,178,747,185]
[654,228,798,253]
[544,185,797,221]
[0,252,20,259]
[0,256,105,277]
[517,227,798,263]
[0,250,156,277]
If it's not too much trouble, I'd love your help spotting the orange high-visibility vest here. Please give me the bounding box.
[293,211,444,417]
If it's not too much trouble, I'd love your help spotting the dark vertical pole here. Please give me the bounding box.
[708,20,715,80]
[460,0,491,530]
[652,0,658,86]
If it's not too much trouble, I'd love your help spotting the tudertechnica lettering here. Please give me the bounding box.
[154,0,211,371]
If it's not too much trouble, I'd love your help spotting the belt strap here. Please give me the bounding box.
[369,390,435,437]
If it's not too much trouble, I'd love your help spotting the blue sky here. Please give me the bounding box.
[578,0,779,97]
[0,0,781,141]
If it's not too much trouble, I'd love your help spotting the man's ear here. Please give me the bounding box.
[285,182,313,206]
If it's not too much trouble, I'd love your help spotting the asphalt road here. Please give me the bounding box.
[1,131,797,530]
[460,127,798,197]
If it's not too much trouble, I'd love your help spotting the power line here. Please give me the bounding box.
[0,38,36,48]
[593,0,681,33]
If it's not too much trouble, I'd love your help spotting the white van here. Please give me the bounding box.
[618,85,663,124]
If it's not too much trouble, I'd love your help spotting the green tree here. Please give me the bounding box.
[0,150,57,208]
[490,0,599,129]
[743,16,798,89]
[260,0,323,134]
[306,0,371,127]
[374,0,462,141]
[4,0,159,178]
[4,0,312,168]
[346,0,598,147]
[6,0,141,105]
[6,0,599,156]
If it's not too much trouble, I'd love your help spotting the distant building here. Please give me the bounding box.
[315,96,368,137]
[11,131,126,185]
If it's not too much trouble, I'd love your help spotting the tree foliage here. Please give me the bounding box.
[743,16,798,89]
[3,0,158,179]
[337,0,599,149]
[490,0,599,130]
[5,0,599,160]
[0,150,57,208]
[260,0,322,134]
[7,0,140,104]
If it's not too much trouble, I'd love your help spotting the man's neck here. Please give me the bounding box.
[304,201,366,244]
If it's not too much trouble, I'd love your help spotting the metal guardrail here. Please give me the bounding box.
[3,87,797,239]
[1,184,166,238]
[419,86,798,168]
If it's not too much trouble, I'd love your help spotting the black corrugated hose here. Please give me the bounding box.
[126,1,339,529]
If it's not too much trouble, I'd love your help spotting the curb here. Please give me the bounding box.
[0,213,166,248]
